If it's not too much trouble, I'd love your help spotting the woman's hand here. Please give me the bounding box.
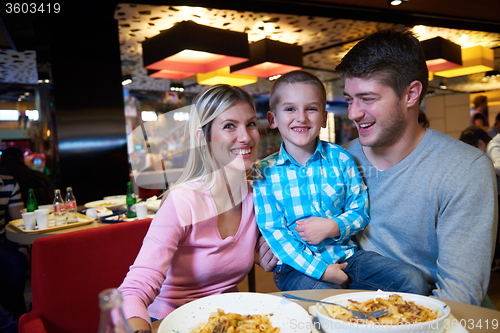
[254,235,278,272]
[128,317,151,332]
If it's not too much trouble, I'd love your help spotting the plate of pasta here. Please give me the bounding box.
[157,292,311,333]
[314,291,451,333]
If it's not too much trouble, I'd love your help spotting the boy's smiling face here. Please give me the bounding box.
[268,82,327,156]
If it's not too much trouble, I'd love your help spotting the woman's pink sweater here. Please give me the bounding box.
[119,182,258,324]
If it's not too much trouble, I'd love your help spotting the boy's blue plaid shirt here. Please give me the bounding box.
[253,140,369,280]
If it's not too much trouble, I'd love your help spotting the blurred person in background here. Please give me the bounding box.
[0,147,55,205]
[488,112,500,138]
[0,173,27,332]
[418,110,429,128]
[470,95,489,129]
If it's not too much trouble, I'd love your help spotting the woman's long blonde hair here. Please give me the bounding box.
[174,84,256,191]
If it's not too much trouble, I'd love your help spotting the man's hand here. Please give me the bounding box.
[254,235,278,272]
[295,217,339,245]
[321,263,348,285]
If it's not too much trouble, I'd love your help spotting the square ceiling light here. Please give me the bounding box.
[147,69,195,80]
[197,67,257,86]
[142,20,250,76]
[434,46,494,78]
[420,37,462,72]
[230,39,303,78]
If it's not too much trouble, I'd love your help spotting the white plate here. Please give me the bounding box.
[158,292,311,333]
[84,198,126,210]
[146,199,161,212]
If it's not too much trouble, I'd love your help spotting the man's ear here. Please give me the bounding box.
[406,80,423,108]
[267,111,278,129]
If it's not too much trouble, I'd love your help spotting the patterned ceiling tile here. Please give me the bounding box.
[0,49,37,84]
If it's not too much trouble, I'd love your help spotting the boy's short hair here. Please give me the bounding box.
[335,26,429,104]
[269,70,326,113]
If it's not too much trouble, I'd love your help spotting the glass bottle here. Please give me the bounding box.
[126,182,136,218]
[53,189,67,226]
[65,187,78,223]
[97,288,133,333]
[26,188,38,212]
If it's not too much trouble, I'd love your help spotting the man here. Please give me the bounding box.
[336,27,497,306]
[487,112,500,138]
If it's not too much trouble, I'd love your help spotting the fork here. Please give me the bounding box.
[281,293,388,320]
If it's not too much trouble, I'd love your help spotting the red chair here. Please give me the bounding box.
[18,218,152,333]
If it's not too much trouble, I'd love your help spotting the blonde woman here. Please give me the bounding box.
[119,84,277,332]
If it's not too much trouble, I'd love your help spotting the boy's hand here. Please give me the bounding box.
[295,217,340,245]
[321,263,348,285]
[254,235,278,272]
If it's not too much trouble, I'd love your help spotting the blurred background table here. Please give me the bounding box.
[6,218,114,244]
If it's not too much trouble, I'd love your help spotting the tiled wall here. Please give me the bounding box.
[425,94,471,139]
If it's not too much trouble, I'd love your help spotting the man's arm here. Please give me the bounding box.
[434,154,497,305]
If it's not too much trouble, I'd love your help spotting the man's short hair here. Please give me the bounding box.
[335,26,429,104]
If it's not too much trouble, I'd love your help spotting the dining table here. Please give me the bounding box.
[151,289,500,333]
[6,208,157,245]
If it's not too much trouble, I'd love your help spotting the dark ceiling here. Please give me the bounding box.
[1,0,500,52]
[0,0,499,102]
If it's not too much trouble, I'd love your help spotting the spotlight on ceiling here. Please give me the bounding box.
[170,82,184,92]
[389,0,408,5]
[122,75,132,86]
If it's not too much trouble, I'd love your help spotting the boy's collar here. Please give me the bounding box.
[276,139,326,166]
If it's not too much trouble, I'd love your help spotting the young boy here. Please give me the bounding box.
[253,70,428,293]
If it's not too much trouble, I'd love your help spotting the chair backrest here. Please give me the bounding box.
[28,219,151,333]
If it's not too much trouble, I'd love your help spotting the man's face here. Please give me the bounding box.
[343,77,408,148]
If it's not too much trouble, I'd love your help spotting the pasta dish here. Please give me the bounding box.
[324,294,439,324]
[190,309,280,333]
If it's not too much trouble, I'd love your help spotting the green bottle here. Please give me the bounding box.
[126,182,137,218]
[26,188,38,212]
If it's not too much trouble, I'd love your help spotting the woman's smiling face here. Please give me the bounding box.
[208,101,260,172]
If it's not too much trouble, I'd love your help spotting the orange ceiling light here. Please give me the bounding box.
[147,69,195,80]
[420,37,462,72]
[230,39,303,78]
[197,66,258,86]
[142,20,250,76]
[434,46,494,78]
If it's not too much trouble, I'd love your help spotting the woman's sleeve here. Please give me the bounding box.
[118,190,190,324]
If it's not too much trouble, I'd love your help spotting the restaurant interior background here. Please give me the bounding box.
[1,0,500,203]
